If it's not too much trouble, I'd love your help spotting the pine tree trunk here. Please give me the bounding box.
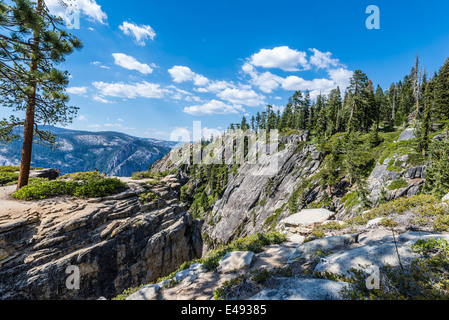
[16,0,42,190]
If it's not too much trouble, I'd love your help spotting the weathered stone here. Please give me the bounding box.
[0,179,203,300]
[29,169,59,180]
[288,234,359,262]
[314,237,421,277]
[217,251,255,273]
[248,278,347,300]
[366,217,384,229]
[126,284,161,300]
[397,128,415,141]
[278,208,335,230]
[0,248,9,261]
[443,193,449,202]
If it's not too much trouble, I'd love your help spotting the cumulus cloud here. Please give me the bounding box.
[93,95,114,104]
[281,76,336,96]
[119,21,156,46]
[309,48,340,69]
[249,46,309,72]
[168,66,209,86]
[45,0,107,24]
[242,62,283,93]
[328,68,353,91]
[183,100,244,116]
[112,53,154,74]
[92,81,167,99]
[218,88,265,107]
[66,86,88,96]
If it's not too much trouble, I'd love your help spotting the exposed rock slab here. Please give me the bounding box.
[0,178,203,300]
[248,277,347,300]
[287,234,359,263]
[278,209,335,234]
[217,251,255,273]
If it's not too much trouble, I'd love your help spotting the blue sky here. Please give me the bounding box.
[39,0,449,141]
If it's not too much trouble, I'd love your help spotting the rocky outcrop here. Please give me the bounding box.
[0,176,202,300]
[125,209,449,301]
[205,133,322,245]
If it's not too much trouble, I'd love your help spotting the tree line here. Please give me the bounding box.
[231,55,449,155]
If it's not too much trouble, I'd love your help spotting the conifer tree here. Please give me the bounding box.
[435,58,449,120]
[0,0,82,189]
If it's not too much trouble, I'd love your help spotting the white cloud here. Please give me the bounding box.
[168,66,209,86]
[119,21,156,46]
[91,61,110,69]
[93,95,114,104]
[45,0,107,24]
[92,81,168,99]
[112,53,153,74]
[249,46,309,72]
[328,68,353,91]
[281,76,335,92]
[66,86,88,96]
[183,100,244,116]
[309,48,340,69]
[77,115,88,121]
[218,88,265,107]
[242,62,283,93]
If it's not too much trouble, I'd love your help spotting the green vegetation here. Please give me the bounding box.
[343,238,449,300]
[131,170,176,180]
[138,191,159,204]
[387,178,409,190]
[264,208,283,231]
[11,172,127,201]
[423,139,449,199]
[0,0,83,189]
[0,166,41,186]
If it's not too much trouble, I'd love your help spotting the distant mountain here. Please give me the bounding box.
[0,126,178,177]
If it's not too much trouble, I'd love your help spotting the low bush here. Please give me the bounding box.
[387,178,409,190]
[12,173,127,201]
[138,191,160,204]
[0,172,20,186]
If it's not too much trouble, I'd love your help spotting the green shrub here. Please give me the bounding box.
[12,173,127,201]
[139,191,160,204]
[0,172,19,186]
[62,171,103,182]
[387,178,409,190]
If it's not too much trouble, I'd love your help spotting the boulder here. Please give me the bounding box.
[278,209,335,230]
[366,217,384,229]
[29,168,59,180]
[126,284,161,300]
[287,234,359,262]
[397,128,415,142]
[217,251,255,273]
[443,193,449,202]
[248,278,347,300]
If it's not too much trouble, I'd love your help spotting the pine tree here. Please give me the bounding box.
[0,0,82,188]
[435,58,449,120]
[347,70,370,132]
[424,139,449,198]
